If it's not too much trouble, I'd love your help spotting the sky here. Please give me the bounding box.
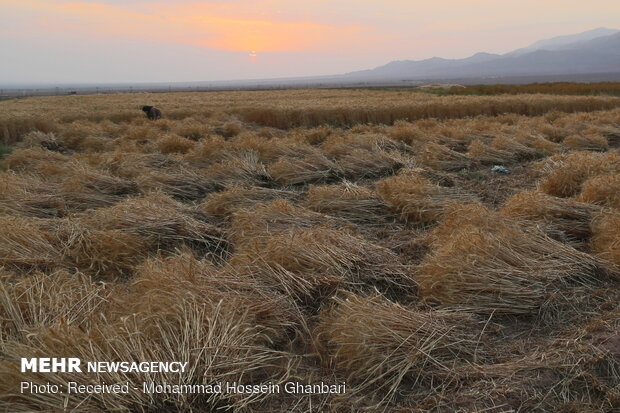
[1,0,619,84]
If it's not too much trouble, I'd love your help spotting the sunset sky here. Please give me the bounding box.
[1,0,619,84]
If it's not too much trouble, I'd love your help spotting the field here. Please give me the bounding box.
[1,89,620,412]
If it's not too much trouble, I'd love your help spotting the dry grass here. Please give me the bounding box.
[203,186,299,218]
[268,153,341,185]
[156,134,196,154]
[305,182,388,223]
[229,199,344,247]
[0,172,64,218]
[563,132,609,152]
[337,148,403,179]
[4,90,620,411]
[0,216,64,271]
[230,227,413,302]
[591,212,620,267]
[376,170,477,224]
[467,139,516,164]
[501,190,601,241]
[416,142,472,171]
[136,167,215,201]
[206,151,272,187]
[579,173,620,209]
[491,136,541,159]
[537,151,620,197]
[316,292,484,404]
[417,203,610,316]
[81,192,227,257]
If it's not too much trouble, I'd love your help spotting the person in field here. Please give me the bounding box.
[141,105,162,120]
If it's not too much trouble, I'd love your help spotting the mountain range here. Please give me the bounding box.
[344,27,620,82]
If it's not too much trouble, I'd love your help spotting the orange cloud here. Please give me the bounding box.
[3,0,371,53]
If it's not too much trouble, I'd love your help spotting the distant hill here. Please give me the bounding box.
[507,27,619,56]
[344,27,620,82]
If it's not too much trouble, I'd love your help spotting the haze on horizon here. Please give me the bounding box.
[1,0,619,84]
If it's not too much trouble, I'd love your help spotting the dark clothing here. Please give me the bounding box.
[142,106,162,120]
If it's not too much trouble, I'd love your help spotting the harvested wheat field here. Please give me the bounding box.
[2,89,620,412]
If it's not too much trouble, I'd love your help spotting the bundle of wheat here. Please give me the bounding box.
[203,186,299,218]
[230,228,412,301]
[2,147,69,174]
[0,298,291,412]
[231,134,316,163]
[376,170,477,224]
[305,182,388,223]
[230,199,343,247]
[136,167,215,201]
[515,133,562,156]
[171,118,212,141]
[0,270,108,341]
[337,148,403,179]
[320,133,408,157]
[537,151,620,197]
[417,203,609,316]
[562,133,609,152]
[63,224,149,280]
[0,216,64,271]
[591,211,620,267]
[117,251,297,341]
[0,172,64,217]
[600,125,620,147]
[387,120,432,147]
[82,192,227,256]
[155,133,196,154]
[299,124,334,145]
[416,142,472,171]
[58,163,139,211]
[268,153,342,186]
[102,152,179,179]
[183,135,231,167]
[316,292,483,403]
[491,136,540,160]
[450,339,620,411]
[578,173,620,209]
[206,151,272,187]
[467,139,516,164]
[501,190,601,240]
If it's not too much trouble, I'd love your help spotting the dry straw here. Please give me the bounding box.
[229,199,344,247]
[578,173,620,209]
[562,132,609,152]
[416,142,472,171]
[206,151,272,187]
[155,134,196,154]
[491,136,541,160]
[515,133,562,155]
[501,190,602,241]
[268,153,342,185]
[136,167,215,201]
[230,227,412,301]
[305,182,388,223]
[316,292,484,404]
[417,203,610,316]
[0,270,108,342]
[0,172,64,218]
[0,216,64,271]
[467,139,516,164]
[376,170,477,224]
[82,192,227,256]
[337,148,403,179]
[203,186,299,218]
[537,151,620,197]
[591,211,620,267]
